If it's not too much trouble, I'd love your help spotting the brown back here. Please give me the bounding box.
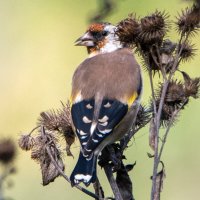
[71,48,141,102]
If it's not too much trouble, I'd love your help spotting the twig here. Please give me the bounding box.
[158,99,188,162]
[104,164,123,200]
[41,126,99,200]
[151,33,190,199]
[93,178,104,200]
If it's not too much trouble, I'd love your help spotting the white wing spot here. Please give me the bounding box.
[86,156,93,161]
[82,142,87,145]
[82,116,92,123]
[100,121,108,126]
[81,135,87,139]
[98,115,109,123]
[99,129,112,134]
[92,139,99,143]
[104,102,111,108]
[86,104,93,109]
[75,174,92,183]
[96,133,103,138]
[85,148,92,152]
[80,130,87,136]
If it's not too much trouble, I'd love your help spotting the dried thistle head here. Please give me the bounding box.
[155,100,179,127]
[38,101,75,156]
[31,131,58,163]
[185,77,200,98]
[55,102,75,156]
[176,5,200,35]
[18,134,35,151]
[178,42,196,62]
[116,14,141,47]
[0,139,16,164]
[182,71,200,98]
[38,110,61,132]
[31,128,64,185]
[139,10,169,47]
[135,105,152,129]
[164,81,188,105]
[154,81,189,127]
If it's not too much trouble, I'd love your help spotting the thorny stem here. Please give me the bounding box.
[29,126,40,135]
[151,33,190,200]
[104,164,123,200]
[93,178,104,200]
[158,99,188,162]
[151,80,169,200]
[41,126,100,200]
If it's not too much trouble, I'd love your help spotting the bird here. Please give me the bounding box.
[70,22,142,186]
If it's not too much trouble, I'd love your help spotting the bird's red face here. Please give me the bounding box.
[75,23,122,55]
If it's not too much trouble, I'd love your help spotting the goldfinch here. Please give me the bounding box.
[70,22,142,186]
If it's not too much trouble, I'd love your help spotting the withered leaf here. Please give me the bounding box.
[41,157,65,186]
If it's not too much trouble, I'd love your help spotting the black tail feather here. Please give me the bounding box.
[70,152,97,186]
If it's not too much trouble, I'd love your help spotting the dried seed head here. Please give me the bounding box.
[139,11,169,47]
[18,134,35,151]
[178,42,196,62]
[182,71,200,98]
[164,81,187,105]
[0,139,16,164]
[63,127,75,157]
[38,101,75,157]
[31,132,58,163]
[39,111,61,131]
[30,127,64,185]
[156,100,178,127]
[135,105,152,129]
[176,5,200,35]
[185,77,200,98]
[154,81,189,127]
[116,14,141,46]
[160,39,177,55]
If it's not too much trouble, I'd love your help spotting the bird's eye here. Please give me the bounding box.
[102,31,108,36]
[91,31,108,39]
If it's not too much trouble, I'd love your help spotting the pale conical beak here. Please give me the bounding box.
[75,32,95,46]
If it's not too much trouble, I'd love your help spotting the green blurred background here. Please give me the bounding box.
[0,0,199,199]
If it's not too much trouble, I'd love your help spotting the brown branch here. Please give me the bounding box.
[158,99,188,162]
[151,33,191,199]
[104,164,123,200]
[93,178,104,200]
[41,126,99,200]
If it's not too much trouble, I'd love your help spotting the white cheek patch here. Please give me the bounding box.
[74,174,92,183]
